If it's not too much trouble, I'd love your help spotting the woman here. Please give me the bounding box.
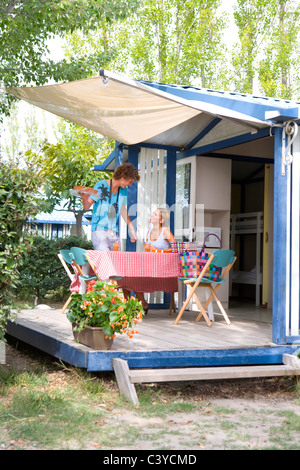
[137,208,176,313]
[146,207,176,250]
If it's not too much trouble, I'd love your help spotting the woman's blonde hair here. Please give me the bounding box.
[157,207,170,227]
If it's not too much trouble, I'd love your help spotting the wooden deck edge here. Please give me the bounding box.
[6,318,300,373]
[112,354,300,405]
[6,320,88,369]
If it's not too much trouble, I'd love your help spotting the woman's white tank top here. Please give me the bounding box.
[147,227,170,250]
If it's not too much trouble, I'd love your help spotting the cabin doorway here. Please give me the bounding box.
[230,160,274,314]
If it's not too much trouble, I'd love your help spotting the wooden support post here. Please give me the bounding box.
[0,341,5,365]
[112,358,139,406]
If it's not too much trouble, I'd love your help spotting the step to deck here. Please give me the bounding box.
[112,354,300,405]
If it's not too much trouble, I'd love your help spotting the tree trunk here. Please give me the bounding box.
[75,211,84,238]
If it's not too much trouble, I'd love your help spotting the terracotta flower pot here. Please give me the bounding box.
[72,323,114,350]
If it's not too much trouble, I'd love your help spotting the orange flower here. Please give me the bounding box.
[87,280,97,292]
[108,287,118,292]
[117,306,124,313]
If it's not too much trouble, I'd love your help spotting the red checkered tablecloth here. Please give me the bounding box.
[69,262,81,292]
[86,250,181,293]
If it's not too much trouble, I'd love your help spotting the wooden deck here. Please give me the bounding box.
[6,302,298,372]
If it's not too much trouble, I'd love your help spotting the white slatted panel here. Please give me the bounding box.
[137,147,166,304]
[152,150,158,207]
[145,148,152,211]
[158,149,165,205]
[137,148,148,252]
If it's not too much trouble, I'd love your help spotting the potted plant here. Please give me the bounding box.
[66,280,144,349]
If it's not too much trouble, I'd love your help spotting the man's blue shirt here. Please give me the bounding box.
[90,180,127,233]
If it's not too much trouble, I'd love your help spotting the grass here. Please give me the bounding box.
[1,348,300,450]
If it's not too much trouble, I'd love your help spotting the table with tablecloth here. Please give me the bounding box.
[86,250,181,293]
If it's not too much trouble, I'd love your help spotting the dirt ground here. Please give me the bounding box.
[2,337,300,450]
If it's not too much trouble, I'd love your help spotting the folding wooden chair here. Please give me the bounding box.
[57,250,76,314]
[70,247,99,286]
[174,249,236,326]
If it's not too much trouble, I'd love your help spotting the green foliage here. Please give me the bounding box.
[0,160,44,342]
[258,0,300,99]
[0,0,139,116]
[17,236,93,301]
[25,122,112,236]
[65,0,230,90]
[232,0,300,98]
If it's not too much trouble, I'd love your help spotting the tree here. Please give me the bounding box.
[0,0,139,116]
[26,121,112,237]
[64,0,230,89]
[231,0,279,94]
[1,101,49,163]
[258,0,300,99]
[231,0,300,98]
[0,158,46,342]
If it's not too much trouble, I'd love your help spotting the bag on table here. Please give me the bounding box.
[179,233,222,281]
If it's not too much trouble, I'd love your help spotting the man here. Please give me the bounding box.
[80,163,140,251]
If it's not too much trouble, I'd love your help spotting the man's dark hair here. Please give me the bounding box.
[113,163,140,181]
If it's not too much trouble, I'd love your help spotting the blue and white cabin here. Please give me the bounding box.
[26,210,91,239]
[8,70,300,358]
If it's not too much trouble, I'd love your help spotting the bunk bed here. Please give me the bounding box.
[230,212,263,307]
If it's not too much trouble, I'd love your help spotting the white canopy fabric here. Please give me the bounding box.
[7,71,269,147]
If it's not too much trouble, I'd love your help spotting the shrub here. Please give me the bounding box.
[17,235,93,301]
[0,160,43,342]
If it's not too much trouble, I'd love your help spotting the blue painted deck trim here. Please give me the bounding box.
[272,127,288,344]
[139,80,300,123]
[6,322,88,369]
[6,320,299,372]
[87,346,299,372]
